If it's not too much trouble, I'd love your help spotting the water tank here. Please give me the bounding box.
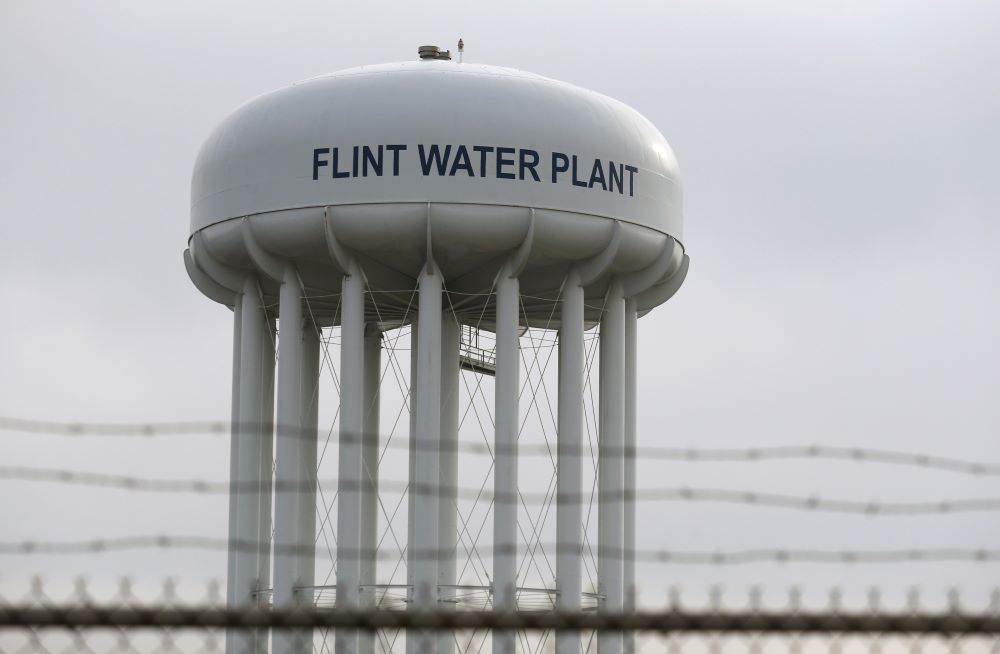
[187,58,686,322]
[184,53,689,654]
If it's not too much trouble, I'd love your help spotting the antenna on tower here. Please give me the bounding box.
[458,38,464,63]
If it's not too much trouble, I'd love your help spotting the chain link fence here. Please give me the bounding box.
[2,580,998,654]
[4,416,999,652]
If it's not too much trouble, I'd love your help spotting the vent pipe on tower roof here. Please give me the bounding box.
[418,45,452,60]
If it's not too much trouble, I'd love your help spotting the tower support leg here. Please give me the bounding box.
[359,326,382,654]
[438,313,460,654]
[623,299,638,654]
[299,319,320,607]
[557,274,584,654]
[407,322,418,603]
[273,269,310,654]
[227,279,275,654]
[408,265,442,654]
[598,282,625,654]
[337,262,365,654]
[259,314,276,651]
[225,294,243,654]
[493,265,520,654]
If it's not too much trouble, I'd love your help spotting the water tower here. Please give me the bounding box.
[184,45,687,654]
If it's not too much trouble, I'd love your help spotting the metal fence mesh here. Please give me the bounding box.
[2,580,998,654]
[4,416,998,653]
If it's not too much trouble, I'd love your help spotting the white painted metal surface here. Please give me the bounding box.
[273,269,305,654]
[599,282,625,654]
[438,315,460,654]
[624,299,638,654]
[299,322,320,611]
[359,327,381,654]
[226,279,275,654]
[224,294,243,654]
[225,292,242,601]
[191,61,681,240]
[556,273,584,654]
[337,261,365,654]
[406,322,418,617]
[410,264,442,654]
[185,53,688,654]
[493,263,520,654]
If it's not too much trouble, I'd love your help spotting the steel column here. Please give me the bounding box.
[226,294,243,606]
[408,264,442,654]
[225,294,244,654]
[259,313,276,606]
[228,278,275,654]
[300,321,320,600]
[494,264,520,654]
[273,269,307,654]
[337,261,365,654]
[359,326,382,654]
[557,273,584,654]
[407,321,418,601]
[598,281,625,654]
[438,313,460,654]
[623,299,638,654]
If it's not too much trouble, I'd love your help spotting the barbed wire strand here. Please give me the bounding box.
[2,466,998,515]
[3,417,997,476]
[2,537,998,564]
[1,605,998,634]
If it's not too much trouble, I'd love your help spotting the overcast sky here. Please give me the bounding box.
[1,0,998,608]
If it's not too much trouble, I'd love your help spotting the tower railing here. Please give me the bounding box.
[252,585,604,613]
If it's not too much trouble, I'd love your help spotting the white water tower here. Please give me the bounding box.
[185,45,687,654]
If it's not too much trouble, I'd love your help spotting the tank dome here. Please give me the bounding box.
[187,59,687,322]
[191,60,681,239]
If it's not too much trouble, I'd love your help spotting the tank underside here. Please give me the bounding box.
[188,202,688,328]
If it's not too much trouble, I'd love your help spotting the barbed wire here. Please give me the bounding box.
[3,465,999,514]
[2,604,998,634]
[4,417,999,476]
[2,536,998,564]
[0,417,227,437]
